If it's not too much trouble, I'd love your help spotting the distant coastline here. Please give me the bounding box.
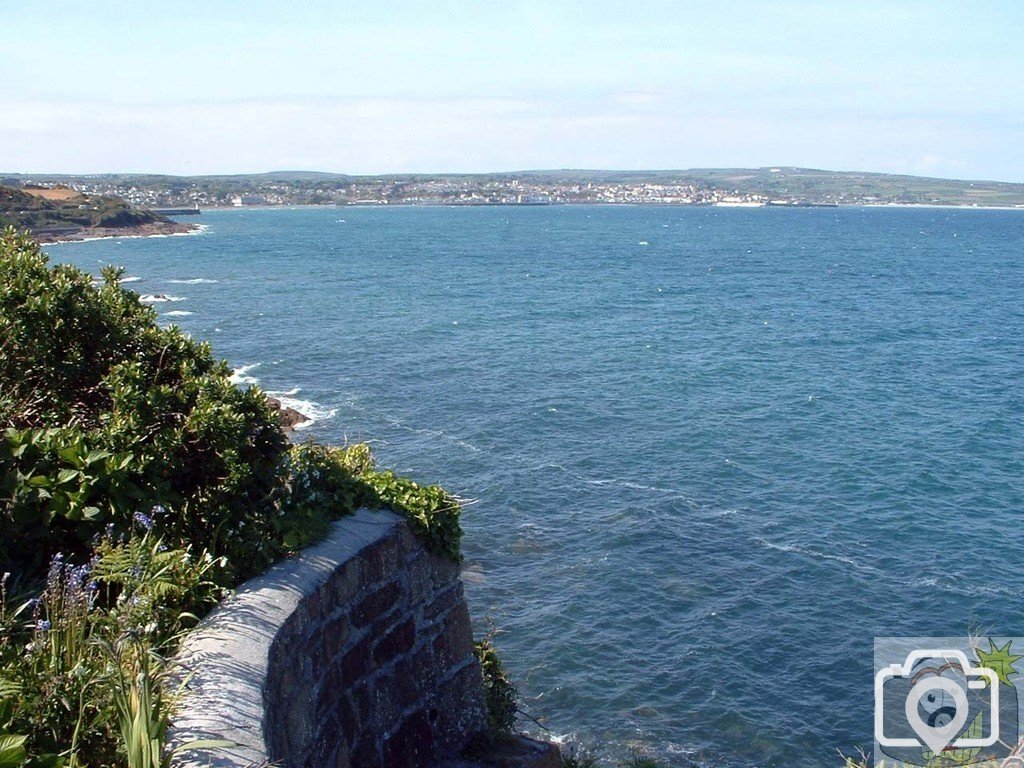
[9,166,1024,209]
[36,220,201,244]
[194,200,1024,212]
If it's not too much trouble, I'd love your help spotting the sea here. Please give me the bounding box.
[49,205,1024,768]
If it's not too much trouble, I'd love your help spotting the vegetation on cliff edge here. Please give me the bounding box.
[0,187,172,237]
[0,227,463,767]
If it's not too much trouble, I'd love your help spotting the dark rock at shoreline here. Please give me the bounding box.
[33,220,199,244]
[267,397,310,430]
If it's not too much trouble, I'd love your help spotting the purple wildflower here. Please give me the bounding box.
[36,620,51,631]
[151,504,166,516]
[133,510,154,531]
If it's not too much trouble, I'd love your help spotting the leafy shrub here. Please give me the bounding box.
[0,228,288,578]
[473,637,518,733]
[280,441,463,561]
[0,531,225,767]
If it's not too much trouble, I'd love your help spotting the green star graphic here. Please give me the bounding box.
[975,639,1022,686]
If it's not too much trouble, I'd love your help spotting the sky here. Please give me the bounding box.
[1,1,1022,180]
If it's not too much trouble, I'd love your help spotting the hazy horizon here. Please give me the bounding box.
[7,165,1024,186]
[3,1,1022,182]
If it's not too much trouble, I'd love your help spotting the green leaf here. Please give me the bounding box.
[171,739,235,754]
[57,447,81,464]
[56,468,80,484]
[0,733,28,768]
[84,449,111,465]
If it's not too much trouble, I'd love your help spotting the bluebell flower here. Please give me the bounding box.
[151,504,166,516]
[133,511,154,531]
[36,620,51,632]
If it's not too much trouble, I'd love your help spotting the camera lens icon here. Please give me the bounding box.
[905,675,971,754]
[913,677,962,728]
[875,649,1001,756]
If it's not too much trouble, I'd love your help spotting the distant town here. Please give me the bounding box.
[5,167,1024,211]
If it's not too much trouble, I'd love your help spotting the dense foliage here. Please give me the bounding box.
[0,228,465,767]
[0,228,288,579]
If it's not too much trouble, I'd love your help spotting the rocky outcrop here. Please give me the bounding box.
[268,397,310,430]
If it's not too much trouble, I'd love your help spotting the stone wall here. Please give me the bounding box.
[168,508,487,768]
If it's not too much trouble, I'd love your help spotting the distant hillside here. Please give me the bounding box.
[0,185,194,242]
[671,167,1024,206]
[5,167,1024,208]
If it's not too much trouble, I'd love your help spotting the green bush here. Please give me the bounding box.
[473,637,518,733]
[280,441,463,561]
[0,228,288,579]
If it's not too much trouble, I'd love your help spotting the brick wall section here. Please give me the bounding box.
[167,508,487,768]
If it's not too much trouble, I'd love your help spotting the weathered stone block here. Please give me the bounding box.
[340,635,374,682]
[433,602,474,670]
[405,639,436,693]
[424,583,462,624]
[352,581,402,628]
[393,658,425,709]
[329,743,351,768]
[364,534,402,583]
[350,680,373,729]
[301,588,325,623]
[397,524,422,561]
[432,661,488,757]
[284,694,315,758]
[370,673,406,736]
[407,554,433,607]
[337,690,361,744]
[429,553,461,590]
[330,558,363,607]
[372,616,416,667]
[350,734,380,768]
[382,709,435,768]
[321,615,352,664]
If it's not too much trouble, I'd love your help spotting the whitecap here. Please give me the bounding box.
[166,278,218,284]
[754,537,858,567]
[273,395,337,429]
[229,363,261,385]
[120,276,142,283]
[163,310,193,317]
[139,294,185,303]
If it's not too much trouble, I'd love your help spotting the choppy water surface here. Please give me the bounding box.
[52,205,1024,767]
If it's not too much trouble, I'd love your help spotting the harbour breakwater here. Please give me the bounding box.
[167,508,505,768]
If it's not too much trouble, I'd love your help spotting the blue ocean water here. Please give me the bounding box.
[50,205,1024,767]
